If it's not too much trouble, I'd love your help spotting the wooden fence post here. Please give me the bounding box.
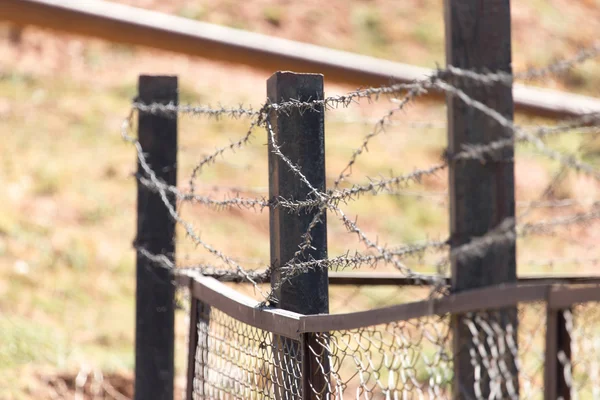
[135,75,177,400]
[544,306,572,400]
[267,72,329,399]
[444,1,519,398]
[186,296,199,400]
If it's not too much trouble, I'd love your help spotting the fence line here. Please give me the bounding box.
[122,39,600,399]
[175,273,600,336]
[177,272,600,399]
[122,62,600,298]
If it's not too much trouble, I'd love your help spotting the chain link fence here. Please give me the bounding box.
[192,306,304,399]
[180,276,600,400]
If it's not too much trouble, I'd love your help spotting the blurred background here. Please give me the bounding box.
[1,0,600,398]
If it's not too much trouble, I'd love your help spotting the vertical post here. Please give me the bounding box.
[196,301,212,398]
[444,1,518,398]
[186,297,199,400]
[544,306,572,400]
[135,75,177,400]
[267,72,329,399]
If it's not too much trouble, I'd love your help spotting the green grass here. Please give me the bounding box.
[262,6,283,27]
[176,5,207,21]
[0,316,67,370]
[0,67,449,394]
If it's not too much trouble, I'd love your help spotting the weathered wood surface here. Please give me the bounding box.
[135,75,177,400]
[444,1,519,398]
[267,72,329,399]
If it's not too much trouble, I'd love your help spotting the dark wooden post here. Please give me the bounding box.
[186,297,199,400]
[444,1,518,398]
[267,72,329,399]
[544,306,572,400]
[135,75,177,400]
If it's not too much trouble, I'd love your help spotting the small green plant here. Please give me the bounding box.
[352,6,389,54]
[32,166,62,196]
[179,83,206,104]
[177,5,207,21]
[263,6,283,27]
[80,205,113,225]
[109,43,135,59]
[413,23,437,47]
[0,317,65,370]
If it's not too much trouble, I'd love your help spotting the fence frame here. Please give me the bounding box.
[267,71,330,399]
[544,304,572,400]
[444,1,519,397]
[186,296,199,400]
[175,272,598,337]
[134,75,177,400]
[176,272,600,398]
[183,270,600,287]
[133,72,600,398]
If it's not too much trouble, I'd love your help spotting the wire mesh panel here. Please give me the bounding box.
[456,306,547,400]
[192,306,304,399]
[307,315,453,399]
[301,303,549,400]
[185,281,600,400]
[517,303,547,399]
[564,302,600,398]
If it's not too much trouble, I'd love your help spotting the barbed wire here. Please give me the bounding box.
[132,102,261,119]
[333,75,439,187]
[441,43,600,86]
[121,113,271,297]
[118,45,600,400]
[516,43,600,82]
[121,45,600,304]
[436,80,600,181]
[188,110,266,195]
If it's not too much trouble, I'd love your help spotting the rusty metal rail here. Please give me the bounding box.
[4,0,600,118]
[175,271,600,335]
[178,270,600,398]
[177,273,303,339]
[177,269,600,287]
[328,271,600,286]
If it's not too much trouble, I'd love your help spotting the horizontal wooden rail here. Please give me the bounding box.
[4,0,600,118]
[175,271,600,334]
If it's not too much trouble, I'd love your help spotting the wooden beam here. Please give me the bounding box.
[3,0,600,118]
[135,75,177,400]
[267,72,330,399]
[544,306,572,400]
[445,1,519,398]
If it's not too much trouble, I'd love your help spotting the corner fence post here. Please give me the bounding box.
[544,305,572,400]
[135,75,177,400]
[444,1,518,398]
[267,72,330,399]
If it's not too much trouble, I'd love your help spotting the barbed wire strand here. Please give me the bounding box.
[334,75,439,187]
[121,112,270,297]
[121,46,600,304]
